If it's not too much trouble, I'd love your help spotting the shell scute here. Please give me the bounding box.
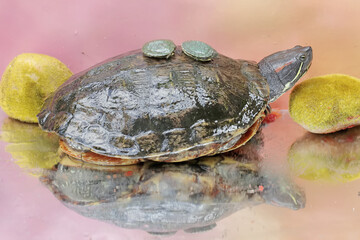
[109,135,139,155]
[135,131,163,154]
[161,128,189,152]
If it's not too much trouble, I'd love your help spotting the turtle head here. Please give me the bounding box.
[259,46,312,102]
[262,174,306,210]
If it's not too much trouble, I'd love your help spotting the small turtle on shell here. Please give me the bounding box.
[37,40,312,165]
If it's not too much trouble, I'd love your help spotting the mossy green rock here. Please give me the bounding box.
[0,53,72,123]
[289,74,360,133]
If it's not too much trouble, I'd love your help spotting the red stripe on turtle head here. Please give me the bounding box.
[275,61,293,73]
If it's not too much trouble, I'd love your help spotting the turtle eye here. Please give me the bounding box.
[299,54,306,62]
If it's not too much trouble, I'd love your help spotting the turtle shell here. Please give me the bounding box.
[37,47,269,162]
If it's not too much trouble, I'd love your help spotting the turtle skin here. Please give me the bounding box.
[38,47,269,163]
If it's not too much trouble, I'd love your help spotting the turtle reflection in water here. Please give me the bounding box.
[41,133,305,235]
[38,40,312,165]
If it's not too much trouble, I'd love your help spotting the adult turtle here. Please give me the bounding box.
[37,40,312,165]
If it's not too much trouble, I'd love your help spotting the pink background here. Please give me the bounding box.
[1,1,360,239]
[1,0,360,109]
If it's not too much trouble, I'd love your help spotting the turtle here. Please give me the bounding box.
[40,132,305,235]
[37,40,312,165]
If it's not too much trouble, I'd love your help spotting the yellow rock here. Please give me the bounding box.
[289,74,360,133]
[288,127,360,182]
[0,53,72,123]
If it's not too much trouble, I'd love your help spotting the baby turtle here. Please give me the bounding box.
[142,39,176,58]
[181,40,217,61]
[37,40,312,165]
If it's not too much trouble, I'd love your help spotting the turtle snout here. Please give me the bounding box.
[303,46,313,58]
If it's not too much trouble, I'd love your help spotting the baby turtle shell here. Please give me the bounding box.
[181,40,217,61]
[142,39,176,58]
